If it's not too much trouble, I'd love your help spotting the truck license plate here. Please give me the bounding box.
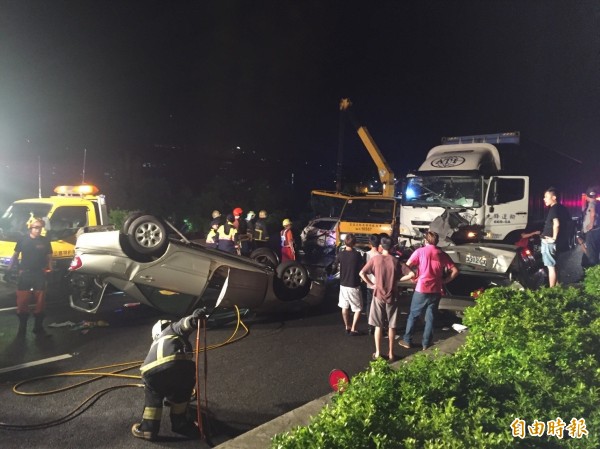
[465,254,487,266]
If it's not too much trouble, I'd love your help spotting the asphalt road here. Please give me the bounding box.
[0,246,586,448]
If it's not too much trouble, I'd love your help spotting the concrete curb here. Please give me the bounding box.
[214,331,469,449]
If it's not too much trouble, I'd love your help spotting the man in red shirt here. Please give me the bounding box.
[399,231,459,351]
[359,236,404,361]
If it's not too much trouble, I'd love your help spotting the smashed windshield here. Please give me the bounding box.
[0,203,52,241]
[340,198,395,223]
[402,176,483,208]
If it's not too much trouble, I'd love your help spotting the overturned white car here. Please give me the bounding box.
[68,215,324,316]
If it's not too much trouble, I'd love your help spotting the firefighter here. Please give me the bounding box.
[131,308,206,441]
[232,207,250,255]
[7,217,53,337]
[204,221,219,249]
[232,207,244,230]
[245,211,256,253]
[254,210,269,242]
[217,214,238,254]
[281,218,296,262]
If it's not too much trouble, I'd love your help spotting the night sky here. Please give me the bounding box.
[1,1,599,204]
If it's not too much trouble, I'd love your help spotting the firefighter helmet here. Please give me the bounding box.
[233,207,243,216]
[246,211,256,221]
[211,210,221,219]
[151,320,171,341]
[259,210,267,218]
[282,218,292,227]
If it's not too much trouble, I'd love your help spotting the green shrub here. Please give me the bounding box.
[272,277,600,448]
[108,208,132,230]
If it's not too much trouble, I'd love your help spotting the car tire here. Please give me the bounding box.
[249,248,279,268]
[126,215,168,257]
[122,211,144,234]
[273,261,311,301]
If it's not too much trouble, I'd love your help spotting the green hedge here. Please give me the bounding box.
[271,266,600,448]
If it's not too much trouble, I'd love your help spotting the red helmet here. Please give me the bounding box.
[233,207,243,216]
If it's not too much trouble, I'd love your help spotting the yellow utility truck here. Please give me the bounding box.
[312,99,400,250]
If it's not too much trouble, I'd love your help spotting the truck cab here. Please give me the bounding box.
[400,132,529,244]
[0,184,109,283]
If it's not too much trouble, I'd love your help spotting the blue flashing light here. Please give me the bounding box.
[405,187,416,200]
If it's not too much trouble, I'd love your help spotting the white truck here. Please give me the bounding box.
[399,132,530,245]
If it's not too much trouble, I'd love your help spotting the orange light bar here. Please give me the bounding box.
[54,184,99,196]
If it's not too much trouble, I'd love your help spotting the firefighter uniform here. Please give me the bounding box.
[216,215,238,254]
[132,312,202,441]
[254,210,269,243]
[205,218,221,249]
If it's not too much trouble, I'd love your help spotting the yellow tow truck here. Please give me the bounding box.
[0,184,109,287]
[312,98,400,250]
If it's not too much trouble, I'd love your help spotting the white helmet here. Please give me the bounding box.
[151,320,171,341]
[246,211,256,221]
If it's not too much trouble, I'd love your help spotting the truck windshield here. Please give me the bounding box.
[0,203,52,241]
[403,176,483,208]
[340,198,395,223]
[310,192,347,218]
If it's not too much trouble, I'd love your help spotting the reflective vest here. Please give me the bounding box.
[217,222,237,253]
[205,228,218,245]
[140,316,195,376]
[254,220,268,241]
[281,228,293,247]
[217,223,237,241]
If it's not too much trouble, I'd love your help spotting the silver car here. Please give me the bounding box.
[397,240,547,316]
[68,215,324,316]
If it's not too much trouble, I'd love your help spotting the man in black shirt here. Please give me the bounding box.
[541,187,571,287]
[8,218,53,336]
[336,233,365,335]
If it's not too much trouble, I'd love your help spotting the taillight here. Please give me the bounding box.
[69,256,83,271]
[520,248,533,261]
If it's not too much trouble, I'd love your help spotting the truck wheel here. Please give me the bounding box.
[249,248,279,268]
[126,215,168,256]
[273,261,311,301]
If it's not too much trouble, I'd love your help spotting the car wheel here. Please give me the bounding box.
[273,261,311,301]
[250,248,279,268]
[126,215,168,256]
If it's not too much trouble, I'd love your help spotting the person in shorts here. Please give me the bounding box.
[359,236,403,361]
[541,187,571,287]
[363,234,381,335]
[337,233,364,336]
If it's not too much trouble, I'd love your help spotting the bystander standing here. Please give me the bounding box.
[398,231,459,351]
[359,236,402,362]
[337,233,364,336]
[541,187,572,287]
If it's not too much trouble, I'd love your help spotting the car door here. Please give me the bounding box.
[484,176,529,241]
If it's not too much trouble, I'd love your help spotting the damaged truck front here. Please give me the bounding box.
[399,132,528,245]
